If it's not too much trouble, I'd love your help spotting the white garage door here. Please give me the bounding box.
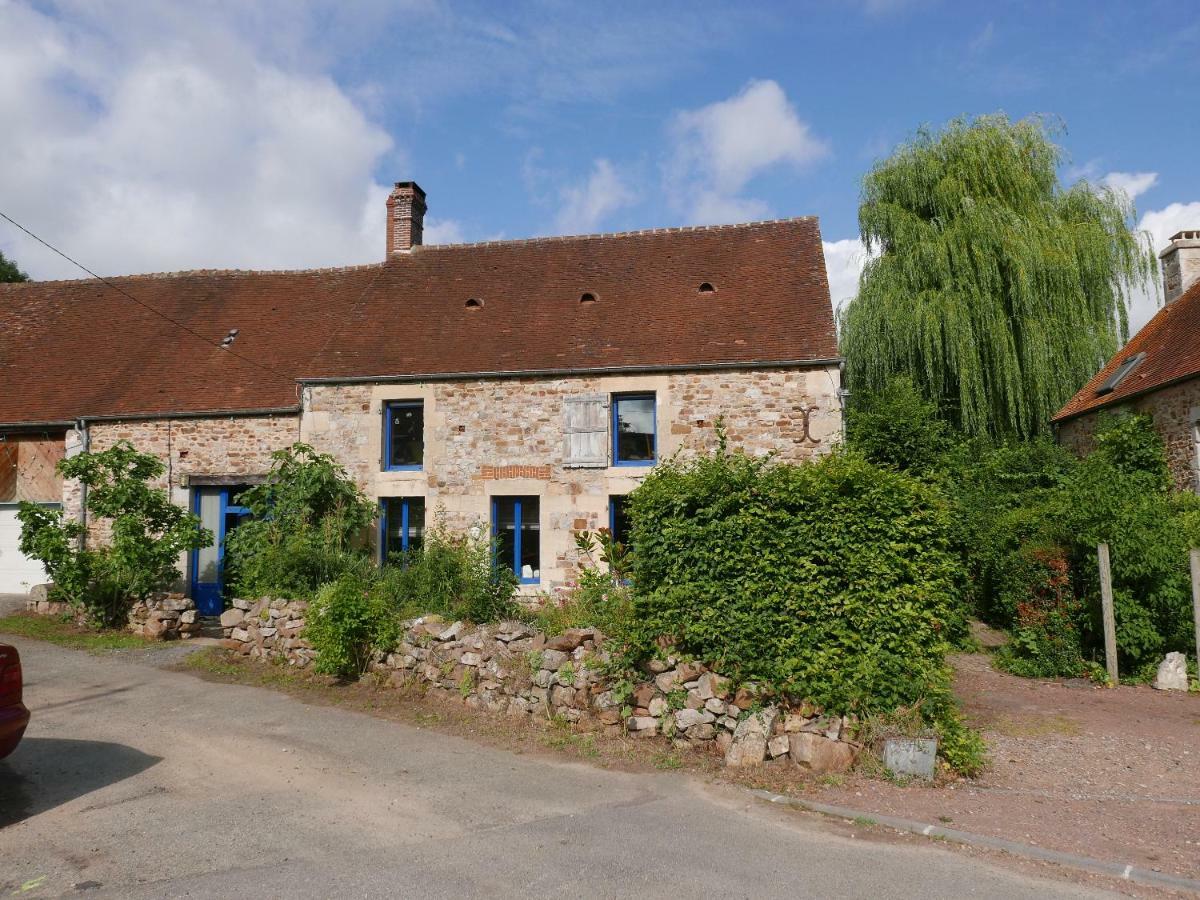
[0,504,53,594]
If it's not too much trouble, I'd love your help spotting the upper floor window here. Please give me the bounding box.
[384,401,423,470]
[612,393,656,465]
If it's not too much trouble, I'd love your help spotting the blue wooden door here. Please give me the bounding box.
[190,486,252,616]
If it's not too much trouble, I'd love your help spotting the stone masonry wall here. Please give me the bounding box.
[303,366,841,589]
[64,413,300,527]
[62,414,300,588]
[26,584,199,640]
[1057,376,1200,492]
[221,613,861,774]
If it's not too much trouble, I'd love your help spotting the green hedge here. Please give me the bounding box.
[627,447,966,714]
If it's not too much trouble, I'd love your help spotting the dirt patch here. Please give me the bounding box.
[809,652,1200,885]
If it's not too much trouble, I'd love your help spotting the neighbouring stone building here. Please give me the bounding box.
[1054,229,1200,490]
[0,181,840,603]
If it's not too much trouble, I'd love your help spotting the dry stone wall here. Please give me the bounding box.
[217,597,314,666]
[26,584,199,640]
[220,612,861,773]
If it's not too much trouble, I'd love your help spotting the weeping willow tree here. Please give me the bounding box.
[839,114,1156,439]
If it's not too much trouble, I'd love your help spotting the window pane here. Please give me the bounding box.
[408,497,425,551]
[387,403,423,467]
[615,395,655,462]
[519,496,540,581]
[384,497,427,558]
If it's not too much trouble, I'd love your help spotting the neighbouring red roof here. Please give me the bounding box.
[0,218,837,426]
[1053,279,1200,423]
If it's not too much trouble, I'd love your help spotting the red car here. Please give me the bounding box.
[0,643,29,759]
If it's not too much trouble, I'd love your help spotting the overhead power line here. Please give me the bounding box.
[0,209,296,385]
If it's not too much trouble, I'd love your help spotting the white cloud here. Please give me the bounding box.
[1140,201,1200,252]
[1122,200,1200,332]
[822,237,871,316]
[423,218,466,245]
[1102,171,1159,202]
[665,80,829,224]
[554,160,637,234]
[0,2,395,279]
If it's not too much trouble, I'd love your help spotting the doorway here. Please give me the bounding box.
[190,485,252,616]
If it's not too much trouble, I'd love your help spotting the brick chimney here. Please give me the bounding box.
[385,181,426,255]
[1160,229,1200,304]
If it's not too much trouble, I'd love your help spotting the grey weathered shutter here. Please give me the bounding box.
[563,394,609,468]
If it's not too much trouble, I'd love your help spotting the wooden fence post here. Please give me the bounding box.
[1098,543,1118,685]
[1190,549,1200,681]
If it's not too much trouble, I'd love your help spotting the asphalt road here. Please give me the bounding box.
[0,638,1112,899]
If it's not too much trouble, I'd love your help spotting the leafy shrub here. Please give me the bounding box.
[993,547,1087,678]
[628,446,966,716]
[846,375,955,476]
[224,444,376,600]
[18,442,210,627]
[940,438,1076,628]
[954,414,1199,676]
[306,565,401,678]
[379,520,519,624]
[1053,444,1200,672]
[532,530,634,638]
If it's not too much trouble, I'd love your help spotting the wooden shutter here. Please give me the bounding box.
[563,394,609,468]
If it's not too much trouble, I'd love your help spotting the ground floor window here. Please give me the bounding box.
[609,494,631,550]
[381,496,426,561]
[492,495,540,583]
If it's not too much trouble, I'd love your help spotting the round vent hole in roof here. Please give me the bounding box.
[698,282,717,294]
[579,292,598,304]
[465,298,484,308]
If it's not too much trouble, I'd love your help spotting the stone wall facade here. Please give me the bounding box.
[62,413,301,586]
[50,365,841,599]
[220,612,862,773]
[1057,376,1200,492]
[302,365,841,589]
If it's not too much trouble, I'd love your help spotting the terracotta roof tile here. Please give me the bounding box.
[1053,280,1200,423]
[0,218,837,425]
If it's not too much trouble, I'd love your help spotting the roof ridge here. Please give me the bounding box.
[0,261,387,287]
[416,216,819,252]
[0,216,820,286]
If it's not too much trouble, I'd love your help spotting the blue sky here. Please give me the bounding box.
[2,1,1197,329]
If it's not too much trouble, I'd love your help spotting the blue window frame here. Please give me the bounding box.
[380,496,426,562]
[384,401,424,470]
[492,495,540,584]
[611,393,656,466]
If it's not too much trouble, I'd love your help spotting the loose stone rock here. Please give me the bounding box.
[1154,652,1189,691]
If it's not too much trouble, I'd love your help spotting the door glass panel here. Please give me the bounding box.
[519,496,540,581]
[195,490,221,584]
[494,497,516,574]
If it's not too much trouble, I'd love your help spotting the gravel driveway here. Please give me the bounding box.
[0,638,1112,899]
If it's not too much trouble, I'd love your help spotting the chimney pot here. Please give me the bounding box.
[1160,229,1200,304]
[386,181,427,256]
